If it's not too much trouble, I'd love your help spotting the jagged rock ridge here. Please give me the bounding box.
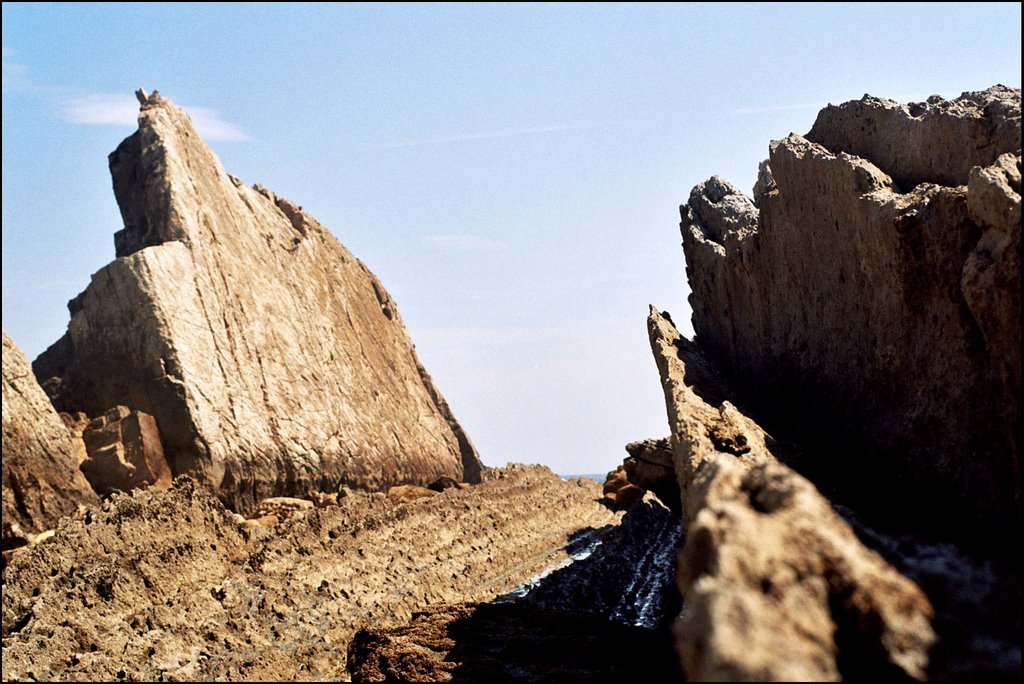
[647,308,935,681]
[33,91,482,512]
[681,86,1021,550]
[2,330,98,545]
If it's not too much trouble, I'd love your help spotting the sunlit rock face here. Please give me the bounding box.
[2,330,98,545]
[680,86,1021,551]
[33,91,482,513]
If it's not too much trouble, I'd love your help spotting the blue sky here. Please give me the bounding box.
[3,3,1021,474]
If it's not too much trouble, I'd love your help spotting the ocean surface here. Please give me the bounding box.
[560,473,606,482]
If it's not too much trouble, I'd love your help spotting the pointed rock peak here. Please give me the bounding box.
[36,90,483,512]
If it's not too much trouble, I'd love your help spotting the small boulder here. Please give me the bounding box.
[601,467,646,509]
[252,497,314,521]
[79,407,172,497]
[386,484,437,505]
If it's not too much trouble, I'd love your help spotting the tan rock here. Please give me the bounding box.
[32,92,482,513]
[601,466,646,509]
[2,330,98,541]
[647,308,935,681]
[79,406,172,496]
[804,85,1020,189]
[680,86,1021,549]
[386,484,437,505]
[252,496,314,521]
[1,465,618,681]
[623,437,679,513]
[59,411,90,466]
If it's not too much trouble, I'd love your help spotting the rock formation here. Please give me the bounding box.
[600,465,645,509]
[2,330,97,547]
[32,91,482,513]
[1,465,618,681]
[681,86,1021,550]
[623,437,679,513]
[348,499,683,681]
[647,308,935,681]
[79,406,172,497]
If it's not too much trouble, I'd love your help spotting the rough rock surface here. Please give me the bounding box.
[682,86,1021,549]
[79,406,172,497]
[624,438,679,513]
[2,331,97,544]
[648,308,935,681]
[348,500,683,682]
[601,466,645,509]
[33,91,481,513]
[348,602,678,683]
[0,465,618,681]
[804,85,1020,190]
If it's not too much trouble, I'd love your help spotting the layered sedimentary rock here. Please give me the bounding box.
[681,86,1021,548]
[33,91,482,512]
[348,500,682,681]
[647,308,935,681]
[623,438,679,513]
[1,465,617,681]
[2,331,97,544]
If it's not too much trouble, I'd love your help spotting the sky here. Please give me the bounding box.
[3,3,1021,475]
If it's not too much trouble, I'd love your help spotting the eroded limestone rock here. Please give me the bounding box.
[680,86,1021,550]
[33,92,482,513]
[2,330,97,543]
[601,466,645,509]
[648,308,935,681]
[623,437,679,513]
[1,465,618,681]
[805,86,1020,189]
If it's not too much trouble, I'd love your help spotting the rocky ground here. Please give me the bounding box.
[347,498,683,681]
[1,466,632,681]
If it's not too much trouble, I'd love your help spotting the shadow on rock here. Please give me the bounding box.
[349,500,684,682]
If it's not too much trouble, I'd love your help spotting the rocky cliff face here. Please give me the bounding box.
[681,86,1021,550]
[2,331,98,544]
[33,91,481,513]
[650,86,1022,681]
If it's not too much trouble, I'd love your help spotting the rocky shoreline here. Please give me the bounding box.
[3,85,1020,681]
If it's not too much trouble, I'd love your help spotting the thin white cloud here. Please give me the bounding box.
[183,106,250,142]
[2,47,29,90]
[423,234,506,252]
[60,92,250,142]
[370,123,578,151]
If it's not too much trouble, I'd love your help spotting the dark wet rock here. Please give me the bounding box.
[349,500,683,682]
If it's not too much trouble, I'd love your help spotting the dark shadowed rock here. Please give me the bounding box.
[32,91,482,513]
[347,602,680,683]
[681,86,1021,551]
[648,308,935,681]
